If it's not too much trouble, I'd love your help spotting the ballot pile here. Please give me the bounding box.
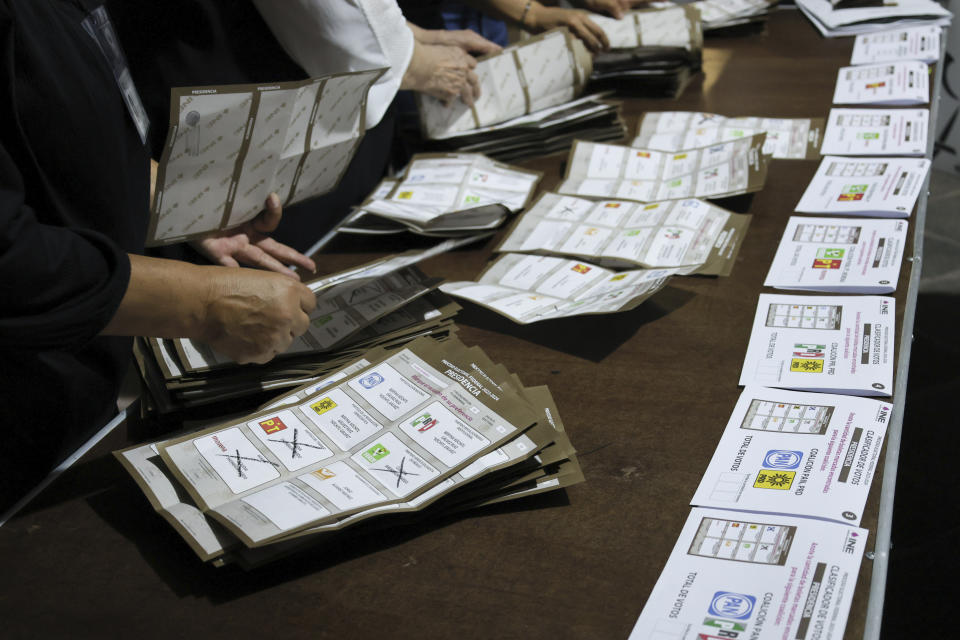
[117,335,583,567]
[132,239,480,416]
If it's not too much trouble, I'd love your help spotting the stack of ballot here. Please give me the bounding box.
[132,240,480,415]
[633,111,826,160]
[587,6,704,98]
[337,153,542,237]
[417,28,624,161]
[651,0,775,32]
[795,0,950,37]
[117,335,583,567]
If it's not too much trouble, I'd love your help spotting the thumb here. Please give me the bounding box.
[252,192,283,233]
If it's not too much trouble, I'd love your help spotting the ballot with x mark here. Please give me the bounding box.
[219,449,281,477]
[268,428,326,459]
[369,456,419,489]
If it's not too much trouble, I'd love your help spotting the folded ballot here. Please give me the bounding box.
[350,154,541,236]
[496,192,750,276]
[628,508,868,640]
[417,28,591,140]
[691,387,891,524]
[590,5,703,51]
[820,108,929,156]
[557,135,770,202]
[739,294,894,396]
[117,336,583,565]
[795,156,930,217]
[765,216,907,293]
[633,111,824,160]
[148,69,384,245]
[442,254,678,324]
[833,61,930,105]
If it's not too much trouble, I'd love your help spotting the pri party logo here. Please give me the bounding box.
[411,412,439,433]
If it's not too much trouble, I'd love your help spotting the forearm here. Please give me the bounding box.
[101,254,211,339]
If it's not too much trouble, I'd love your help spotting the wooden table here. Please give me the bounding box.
[0,9,931,639]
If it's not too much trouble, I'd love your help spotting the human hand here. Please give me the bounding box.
[574,0,649,20]
[402,41,481,106]
[414,27,502,56]
[201,267,316,365]
[528,6,610,52]
[191,193,316,279]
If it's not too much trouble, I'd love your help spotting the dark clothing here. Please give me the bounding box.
[0,0,150,509]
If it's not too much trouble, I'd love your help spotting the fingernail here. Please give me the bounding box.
[268,193,280,208]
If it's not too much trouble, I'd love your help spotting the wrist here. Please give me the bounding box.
[525,3,549,32]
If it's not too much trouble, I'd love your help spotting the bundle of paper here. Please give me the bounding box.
[795,0,950,38]
[765,216,907,293]
[795,156,930,217]
[116,336,583,566]
[588,6,703,98]
[132,239,483,414]
[833,61,930,106]
[557,135,770,203]
[148,69,384,246]
[441,253,679,324]
[652,0,775,31]
[420,95,625,163]
[496,192,751,276]
[849,25,942,65]
[821,108,929,156]
[739,294,894,396]
[337,153,542,237]
[633,111,825,160]
[417,28,592,140]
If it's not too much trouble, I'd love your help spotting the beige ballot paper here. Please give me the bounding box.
[832,61,929,105]
[739,294,894,396]
[158,339,538,546]
[357,154,542,233]
[691,387,891,524]
[795,156,930,217]
[417,28,591,140]
[633,111,824,160]
[850,25,942,65]
[589,6,702,50]
[557,136,769,202]
[765,217,907,293]
[148,69,384,245]
[441,254,678,324]
[820,108,928,156]
[496,192,751,276]
[627,508,868,640]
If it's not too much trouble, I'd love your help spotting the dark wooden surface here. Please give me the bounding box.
[0,10,912,639]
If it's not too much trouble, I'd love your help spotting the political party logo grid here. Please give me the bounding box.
[838,184,867,201]
[754,469,796,490]
[813,247,845,269]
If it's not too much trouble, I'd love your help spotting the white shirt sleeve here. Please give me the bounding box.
[252,0,414,128]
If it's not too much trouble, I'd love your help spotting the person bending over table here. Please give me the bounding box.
[0,0,317,512]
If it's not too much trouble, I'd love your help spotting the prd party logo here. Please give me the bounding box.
[754,469,796,490]
[310,397,337,416]
[411,412,439,433]
[707,591,756,620]
[763,449,803,470]
[359,372,385,389]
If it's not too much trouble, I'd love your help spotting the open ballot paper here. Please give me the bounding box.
[633,112,824,160]
[850,25,942,64]
[441,254,678,324]
[739,294,894,396]
[832,61,929,105]
[496,192,751,276]
[158,339,539,546]
[820,108,928,156]
[352,154,541,234]
[795,156,930,217]
[589,6,703,50]
[148,69,384,245]
[628,508,868,640]
[557,136,769,203]
[765,217,907,293]
[418,28,591,140]
[691,388,891,524]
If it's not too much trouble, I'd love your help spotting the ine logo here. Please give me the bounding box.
[708,591,756,621]
[763,450,803,470]
[359,372,385,389]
